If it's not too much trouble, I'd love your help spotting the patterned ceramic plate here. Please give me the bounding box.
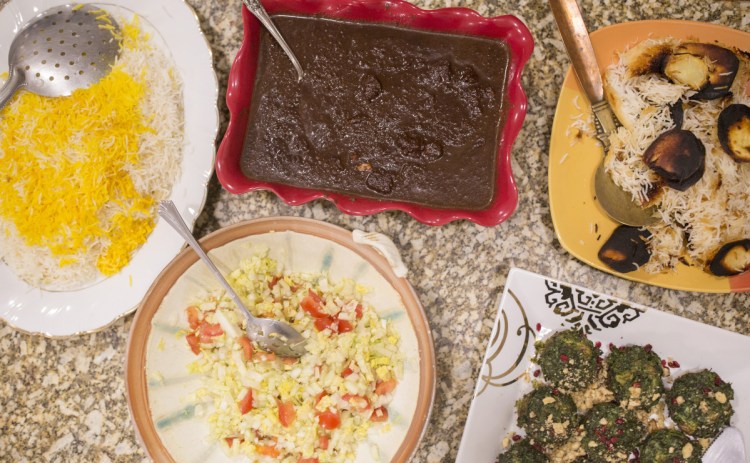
[0,0,219,336]
[125,218,436,463]
[548,20,750,293]
[456,268,750,462]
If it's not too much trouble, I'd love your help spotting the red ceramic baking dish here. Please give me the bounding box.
[216,0,533,226]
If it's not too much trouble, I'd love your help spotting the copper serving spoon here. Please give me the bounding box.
[549,0,657,227]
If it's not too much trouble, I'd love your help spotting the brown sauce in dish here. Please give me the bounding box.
[241,15,510,210]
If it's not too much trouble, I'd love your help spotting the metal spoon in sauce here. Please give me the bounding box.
[158,201,308,358]
[241,0,304,81]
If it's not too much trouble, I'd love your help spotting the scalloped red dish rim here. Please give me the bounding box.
[216,0,533,226]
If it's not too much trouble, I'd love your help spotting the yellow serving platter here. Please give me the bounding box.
[549,20,750,293]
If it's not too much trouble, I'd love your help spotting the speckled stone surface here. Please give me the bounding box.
[1,1,749,462]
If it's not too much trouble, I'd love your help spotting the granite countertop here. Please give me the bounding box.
[2,0,749,462]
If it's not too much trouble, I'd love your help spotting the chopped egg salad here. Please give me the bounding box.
[0,15,183,290]
[182,252,403,463]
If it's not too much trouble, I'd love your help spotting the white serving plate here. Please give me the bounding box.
[457,268,750,462]
[126,219,436,463]
[0,0,219,337]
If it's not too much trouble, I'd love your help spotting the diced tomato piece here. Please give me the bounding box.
[186,333,200,355]
[224,437,244,446]
[255,444,281,457]
[314,317,335,332]
[318,435,329,450]
[336,319,353,333]
[316,410,341,430]
[355,304,363,319]
[268,275,281,290]
[370,406,389,422]
[238,388,254,415]
[314,317,353,334]
[278,400,297,427]
[315,392,327,404]
[301,289,327,318]
[342,394,371,413]
[341,365,354,377]
[375,378,398,395]
[256,352,276,362]
[298,458,319,463]
[238,336,254,362]
[186,306,202,330]
[198,322,224,342]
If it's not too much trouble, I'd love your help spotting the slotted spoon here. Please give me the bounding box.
[0,4,121,111]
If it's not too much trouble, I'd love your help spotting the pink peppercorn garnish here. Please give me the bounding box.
[533,370,541,378]
[615,418,625,424]
[535,323,541,332]
[512,434,521,442]
[595,341,602,348]
[661,359,668,367]
[670,360,681,368]
[609,342,616,351]
[644,344,652,352]
[715,375,723,386]
[703,387,712,394]
[632,381,641,388]
[552,388,560,396]
[560,353,569,362]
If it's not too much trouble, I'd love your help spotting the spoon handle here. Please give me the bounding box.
[157,201,258,325]
[0,69,24,112]
[548,0,603,103]
[241,0,304,81]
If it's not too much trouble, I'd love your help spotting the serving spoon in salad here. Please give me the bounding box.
[158,201,308,358]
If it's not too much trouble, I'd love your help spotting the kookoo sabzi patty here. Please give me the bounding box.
[517,385,580,445]
[607,344,665,410]
[495,439,548,463]
[536,329,601,392]
[640,428,701,463]
[581,403,645,463]
[667,369,734,438]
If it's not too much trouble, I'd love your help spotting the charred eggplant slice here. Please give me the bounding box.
[663,43,740,100]
[664,52,710,90]
[598,226,652,273]
[708,239,750,276]
[643,129,706,191]
[717,104,750,163]
[625,42,673,78]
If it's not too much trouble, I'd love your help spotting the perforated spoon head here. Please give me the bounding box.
[6,4,121,98]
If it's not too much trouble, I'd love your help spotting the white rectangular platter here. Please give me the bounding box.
[456,268,750,462]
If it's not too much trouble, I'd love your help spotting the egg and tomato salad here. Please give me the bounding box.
[182,253,403,462]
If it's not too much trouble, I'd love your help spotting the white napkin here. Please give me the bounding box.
[702,427,747,463]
